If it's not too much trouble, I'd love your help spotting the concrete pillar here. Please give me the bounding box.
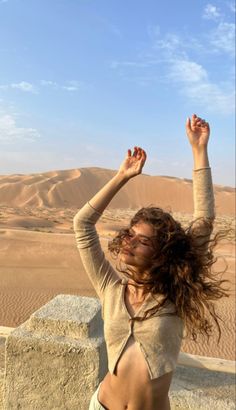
[4,294,108,410]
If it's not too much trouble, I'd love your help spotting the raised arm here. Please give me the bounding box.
[186,114,215,247]
[186,113,210,170]
[73,147,146,300]
[88,146,147,213]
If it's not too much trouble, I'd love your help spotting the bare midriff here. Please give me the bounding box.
[98,288,173,410]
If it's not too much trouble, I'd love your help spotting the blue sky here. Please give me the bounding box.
[0,0,235,186]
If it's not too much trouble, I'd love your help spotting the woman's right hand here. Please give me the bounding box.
[85,146,147,214]
[118,146,147,180]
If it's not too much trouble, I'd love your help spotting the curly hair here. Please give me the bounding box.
[108,207,229,342]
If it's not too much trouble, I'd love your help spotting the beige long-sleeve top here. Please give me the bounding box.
[73,168,214,379]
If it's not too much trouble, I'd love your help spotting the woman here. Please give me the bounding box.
[74,114,227,410]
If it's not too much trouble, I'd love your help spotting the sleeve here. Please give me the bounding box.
[73,202,119,301]
[190,167,215,251]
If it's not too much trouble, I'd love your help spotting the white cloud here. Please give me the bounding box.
[62,86,78,91]
[11,81,37,93]
[0,114,40,143]
[150,24,235,114]
[209,22,235,57]
[203,4,221,20]
[146,13,235,60]
[0,81,37,93]
[111,16,235,115]
[40,79,81,91]
[147,25,205,57]
[153,33,184,54]
[167,58,234,114]
[182,82,235,115]
[169,60,208,83]
[0,80,82,94]
[40,80,57,87]
[62,80,81,91]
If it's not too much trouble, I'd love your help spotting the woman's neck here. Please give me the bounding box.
[127,280,146,299]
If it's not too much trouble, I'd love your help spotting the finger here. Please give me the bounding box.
[141,148,147,158]
[127,149,132,157]
[195,115,206,124]
[141,149,147,163]
[200,119,209,126]
[196,119,206,127]
[133,146,140,159]
[196,120,202,127]
[204,121,210,130]
[186,117,192,132]
[195,115,204,126]
[133,146,138,157]
[136,148,146,165]
[136,147,142,159]
[191,114,197,127]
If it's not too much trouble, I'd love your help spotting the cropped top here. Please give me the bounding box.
[73,168,215,379]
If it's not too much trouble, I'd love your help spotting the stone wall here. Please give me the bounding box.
[4,295,108,410]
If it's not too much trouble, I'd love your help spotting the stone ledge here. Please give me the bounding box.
[27,294,102,339]
[170,365,235,410]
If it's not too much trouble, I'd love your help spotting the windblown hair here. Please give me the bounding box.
[108,207,229,342]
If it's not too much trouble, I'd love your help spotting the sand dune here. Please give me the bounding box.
[0,167,234,214]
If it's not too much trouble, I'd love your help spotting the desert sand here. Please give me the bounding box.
[0,168,235,361]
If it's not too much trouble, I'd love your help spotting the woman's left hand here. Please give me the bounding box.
[186,114,210,149]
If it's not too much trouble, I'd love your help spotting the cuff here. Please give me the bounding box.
[87,201,103,216]
[193,167,211,172]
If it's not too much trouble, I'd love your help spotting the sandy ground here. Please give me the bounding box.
[0,168,235,361]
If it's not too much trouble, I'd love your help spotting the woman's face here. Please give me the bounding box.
[120,221,155,271]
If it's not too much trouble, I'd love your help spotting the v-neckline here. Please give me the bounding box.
[122,279,151,319]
